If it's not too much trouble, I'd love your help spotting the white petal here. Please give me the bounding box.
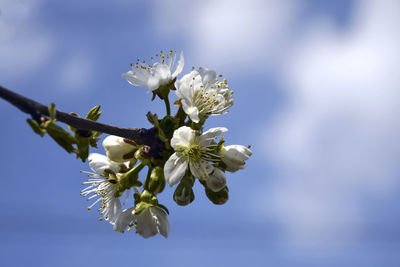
[175,70,198,102]
[171,126,195,148]
[164,153,188,186]
[222,145,252,172]
[104,198,122,224]
[88,153,119,174]
[152,63,171,87]
[206,168,227,192]
[150,207,170,238]
[136,209,158,238]
[147,75,161,91]
[181,102,200,123]
[122,63,151,87]
[198,67,217,85]
[102,135,135,163]
[122,188,131,205]
[113,207,135,232]
[189,160,213,180]
[199,127,228,146]
[171,51,184,78]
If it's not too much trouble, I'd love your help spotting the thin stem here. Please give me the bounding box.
[143,166,153,191]
[164,96,171,116]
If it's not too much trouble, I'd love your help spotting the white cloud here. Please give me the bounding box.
[261,0,400,247]
[0,0,54,79]
[58,55,92,91]
[150,0,298,72]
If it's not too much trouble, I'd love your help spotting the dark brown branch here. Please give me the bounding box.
[0,85,163,157]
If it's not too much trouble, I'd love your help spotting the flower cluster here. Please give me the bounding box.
[80,50,251,238]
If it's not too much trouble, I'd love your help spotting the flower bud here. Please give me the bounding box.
[205,186,229,205]
[221,145,252,172]
[205,168,226,192]
[102,135,137,163]
[173,175,195,206]
[148,167,166,195]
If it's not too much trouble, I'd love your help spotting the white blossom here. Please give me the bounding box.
[102,135,136,163]
[122,50,184,92]
[221,145,252,172]
[113,205,170,238]
[80,153,123,224]
[175,67,234,123]
[164,126,227,186]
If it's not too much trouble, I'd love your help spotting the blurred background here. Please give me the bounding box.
[1,0,400,266]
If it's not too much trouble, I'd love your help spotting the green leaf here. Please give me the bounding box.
[159,115,177,139]
[146,112,159,127]
[86,105,102,121]
[76,135,90,162]
[46,123,76,153]
[48,103,56,120]
[26,119,46,137]
[89,131,102,148]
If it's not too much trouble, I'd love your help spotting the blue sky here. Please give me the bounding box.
[1,0,400,266]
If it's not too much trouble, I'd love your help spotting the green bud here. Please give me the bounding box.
[173,174,195,206]
[205,186,229,205]
[148,167,166,195]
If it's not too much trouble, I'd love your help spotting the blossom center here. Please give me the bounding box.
[184,144,202,162]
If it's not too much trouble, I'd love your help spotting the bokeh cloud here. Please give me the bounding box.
[262,0,400,246]
[151,0,299,72]
[0,0,53,79]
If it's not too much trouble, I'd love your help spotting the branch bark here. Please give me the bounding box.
[0,85,163,157]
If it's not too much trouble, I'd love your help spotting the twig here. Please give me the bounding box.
[0,85,163,157]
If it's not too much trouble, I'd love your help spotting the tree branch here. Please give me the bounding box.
[0,85,163,157]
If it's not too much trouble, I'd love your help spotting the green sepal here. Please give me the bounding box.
[158,203,169,215]
[46,122,76,153]
[26,119,46,137]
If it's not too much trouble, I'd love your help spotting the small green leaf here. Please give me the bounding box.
[46,123,76,153]
[48,103,56,120]
[146,112,159,127]
[160,115,177,139]
[76,135,90,162]
[26,119,46,137]
[86,105,102,121]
